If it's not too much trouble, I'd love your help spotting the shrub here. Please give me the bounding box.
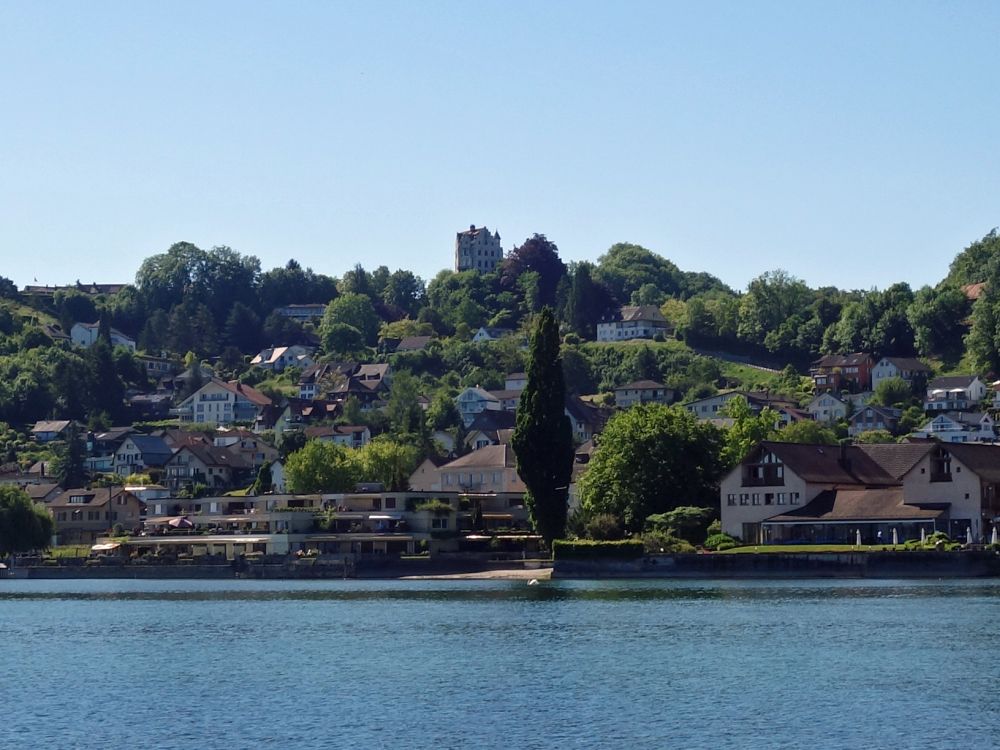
[706,519,722,537]
[407,498,453,514]
[584,513,624,541]
[704,532,740,551]
[551,539,645,560]
[641,530,695,554]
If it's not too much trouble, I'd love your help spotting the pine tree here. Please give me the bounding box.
[511,307,574,545]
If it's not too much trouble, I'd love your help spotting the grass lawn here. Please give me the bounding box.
[48,545,91,558]
[718,544,907,554]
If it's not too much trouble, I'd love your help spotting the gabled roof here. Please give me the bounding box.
[442,444,517,470]
[941,443,1000,483]
[170,443,251,470]
[303,424,369,440]
[848,404,901,422]
[807,392,847,406]
[355,363,389,380]
[475,326,514,338]
[120,435,173,465]
[466,410,517,433]
[811,352,872,368]
[603,305,667,324]
[878,357,931,372]
[50,487,137,509]
[218,380,272,406]
[26,483,60,501]
[854,443,934,480]
[395,335,433,352]
[764,487,945,523]
[753,441,896,485]
[928,375,980,390]
[564,395,611,429]
[486,389,522,401]
[615,379,667,391]
[31,420,72,434]
[459,386,499,402]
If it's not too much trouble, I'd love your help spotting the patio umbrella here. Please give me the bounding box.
[921,527,927,543]
[856,529,862,547]
[967,527,974,545]
[892,528,898,546]
[168,516,193,529]
[992,527,998,546]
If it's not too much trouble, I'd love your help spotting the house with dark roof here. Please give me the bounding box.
[871,356,931,391]
[163,443,252,491]
[30,420,74,443]
[613,380,673,408]
[49,487,143,544]
[721,440,1000,545]
[112,434,173,477]
[810,353,874,393]
[925,375,988,412]
[596,305,669,342]
[847,404,902,437]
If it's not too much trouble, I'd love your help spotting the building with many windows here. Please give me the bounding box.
[455,225,503,272]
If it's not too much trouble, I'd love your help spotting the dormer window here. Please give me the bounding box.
[742,450,785,486]
[930,447,952,483]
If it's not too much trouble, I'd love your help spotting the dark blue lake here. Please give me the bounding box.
[2,578,999,749]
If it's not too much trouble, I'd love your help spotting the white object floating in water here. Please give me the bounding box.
[527,579,539,586]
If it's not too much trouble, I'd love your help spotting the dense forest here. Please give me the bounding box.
[1,228,999,447]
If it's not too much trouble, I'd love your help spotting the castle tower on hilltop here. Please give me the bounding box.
[455,224,503,272]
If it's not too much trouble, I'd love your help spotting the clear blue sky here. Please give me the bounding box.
[2,1,998,293]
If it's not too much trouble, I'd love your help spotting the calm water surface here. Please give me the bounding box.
[2,578,999,749]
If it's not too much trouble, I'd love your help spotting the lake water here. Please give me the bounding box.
[2,578,1000,749]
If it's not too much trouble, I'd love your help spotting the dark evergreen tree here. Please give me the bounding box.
[51,423,87,489]
[511,307,574,545]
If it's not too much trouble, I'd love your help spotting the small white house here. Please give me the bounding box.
[250,345,314,373]
[911,412,996,443]
[805,392,849,424]
[596,306,669,342]
[70,322,136,351]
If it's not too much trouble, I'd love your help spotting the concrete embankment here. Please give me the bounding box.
[553,551,1000,579]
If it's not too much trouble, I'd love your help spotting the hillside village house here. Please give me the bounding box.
[49,487,143,545]
[409,444,527,494]
[303,424,371,449]
[720,440,1000,545]
[596,305,669,342]
[112,434,172,477]
[394,335,434,353]
[250,345,315,373]
[274,303,327,322]
[847,404,901,437]
[613,380,673,408]
[564,396,611,443]
[173,379,272,426]
[911,412,996,443]
[163,443,251,491]
[472,326,514,343]
[683,391,806,428]
[70,321,137,351]
[925,375,988,412]
[136,354,176,380]
[805,392,849,424]
[457,387,503,426]
[31,420,74,443]
[871,357,931,391]
[810,353,873,393]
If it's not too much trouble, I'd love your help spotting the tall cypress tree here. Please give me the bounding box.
[512,307,574,545]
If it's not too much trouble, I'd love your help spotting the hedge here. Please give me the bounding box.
[552,539,645,560]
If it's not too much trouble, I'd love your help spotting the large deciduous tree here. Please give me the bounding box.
[0,486,53,556]
[579,404,724,533]
[500,235,567,309]
[511,308,574,544]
